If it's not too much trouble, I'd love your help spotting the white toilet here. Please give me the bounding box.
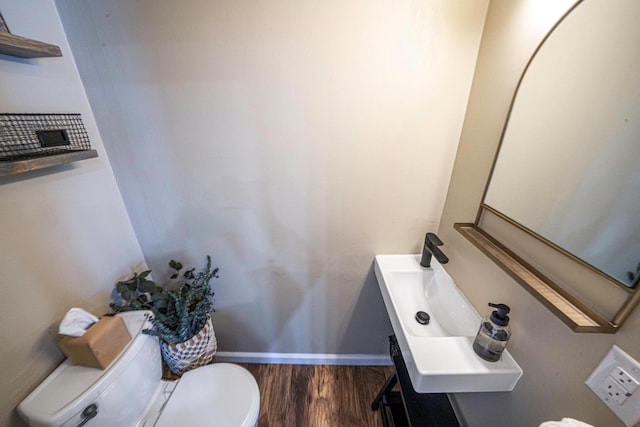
[17,311,260,427]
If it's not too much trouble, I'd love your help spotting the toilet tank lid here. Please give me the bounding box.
[17,312,151,425]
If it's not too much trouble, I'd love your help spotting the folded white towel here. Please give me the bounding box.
[539,417,594,427]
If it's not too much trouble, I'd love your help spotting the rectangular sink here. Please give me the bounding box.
[375,254,522,393]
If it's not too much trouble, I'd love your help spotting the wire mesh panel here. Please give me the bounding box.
[0,113,91,160]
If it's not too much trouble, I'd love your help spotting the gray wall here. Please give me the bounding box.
[55,0,489,356]
[439,1,640,426]
[0,1,145,425]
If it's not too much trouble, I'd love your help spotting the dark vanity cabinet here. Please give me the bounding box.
[372,335,460,427]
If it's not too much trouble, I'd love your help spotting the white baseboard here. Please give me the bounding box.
[215,352,391,366]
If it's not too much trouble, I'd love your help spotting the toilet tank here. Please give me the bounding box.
[17,311,163,427]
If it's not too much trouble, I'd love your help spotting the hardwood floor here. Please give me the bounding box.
[238,364,394,427]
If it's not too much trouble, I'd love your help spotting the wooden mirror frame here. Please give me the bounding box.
[454,1,640,333]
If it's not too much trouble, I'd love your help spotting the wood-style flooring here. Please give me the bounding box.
[238,363,394,427]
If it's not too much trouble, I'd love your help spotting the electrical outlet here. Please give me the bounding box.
[601,375,630,405]
[586,345,640,427]
[612,366,640,394]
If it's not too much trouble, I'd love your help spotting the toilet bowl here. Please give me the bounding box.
[17,311,260,427]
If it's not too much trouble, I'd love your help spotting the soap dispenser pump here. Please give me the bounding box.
[473,302,511,362]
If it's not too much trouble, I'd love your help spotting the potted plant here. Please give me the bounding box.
[110,255,219,375]
[109,269,170,321]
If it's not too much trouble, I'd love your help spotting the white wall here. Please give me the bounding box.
[439,1,640,425]
[56,0,489,355]
[0,1,145,425]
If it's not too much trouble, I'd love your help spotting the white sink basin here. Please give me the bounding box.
[375,254,522,393]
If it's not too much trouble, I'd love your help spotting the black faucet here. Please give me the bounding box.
[420,233,449,267]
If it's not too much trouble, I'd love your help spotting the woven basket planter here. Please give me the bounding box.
[160,316,217,375]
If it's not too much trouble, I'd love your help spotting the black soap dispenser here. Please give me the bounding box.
[473,303,511,362]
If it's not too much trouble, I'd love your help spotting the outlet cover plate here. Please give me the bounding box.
[586,345,640,427]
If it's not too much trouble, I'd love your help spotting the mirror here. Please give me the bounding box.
[455,0,640,332]
[484,0,640,289]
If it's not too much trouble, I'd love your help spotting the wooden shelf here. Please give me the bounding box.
[454,223,617,333]
[0,150,98,177]
[0,31,61,58]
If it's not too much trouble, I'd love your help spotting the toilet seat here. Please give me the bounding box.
[155,363,260,427]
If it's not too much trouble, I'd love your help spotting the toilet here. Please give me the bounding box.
[17,311,260,427]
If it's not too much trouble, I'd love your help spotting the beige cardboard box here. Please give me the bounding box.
[57,316,131,369]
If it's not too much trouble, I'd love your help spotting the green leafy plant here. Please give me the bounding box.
[143,255,219,344]
[109,269,170,321]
